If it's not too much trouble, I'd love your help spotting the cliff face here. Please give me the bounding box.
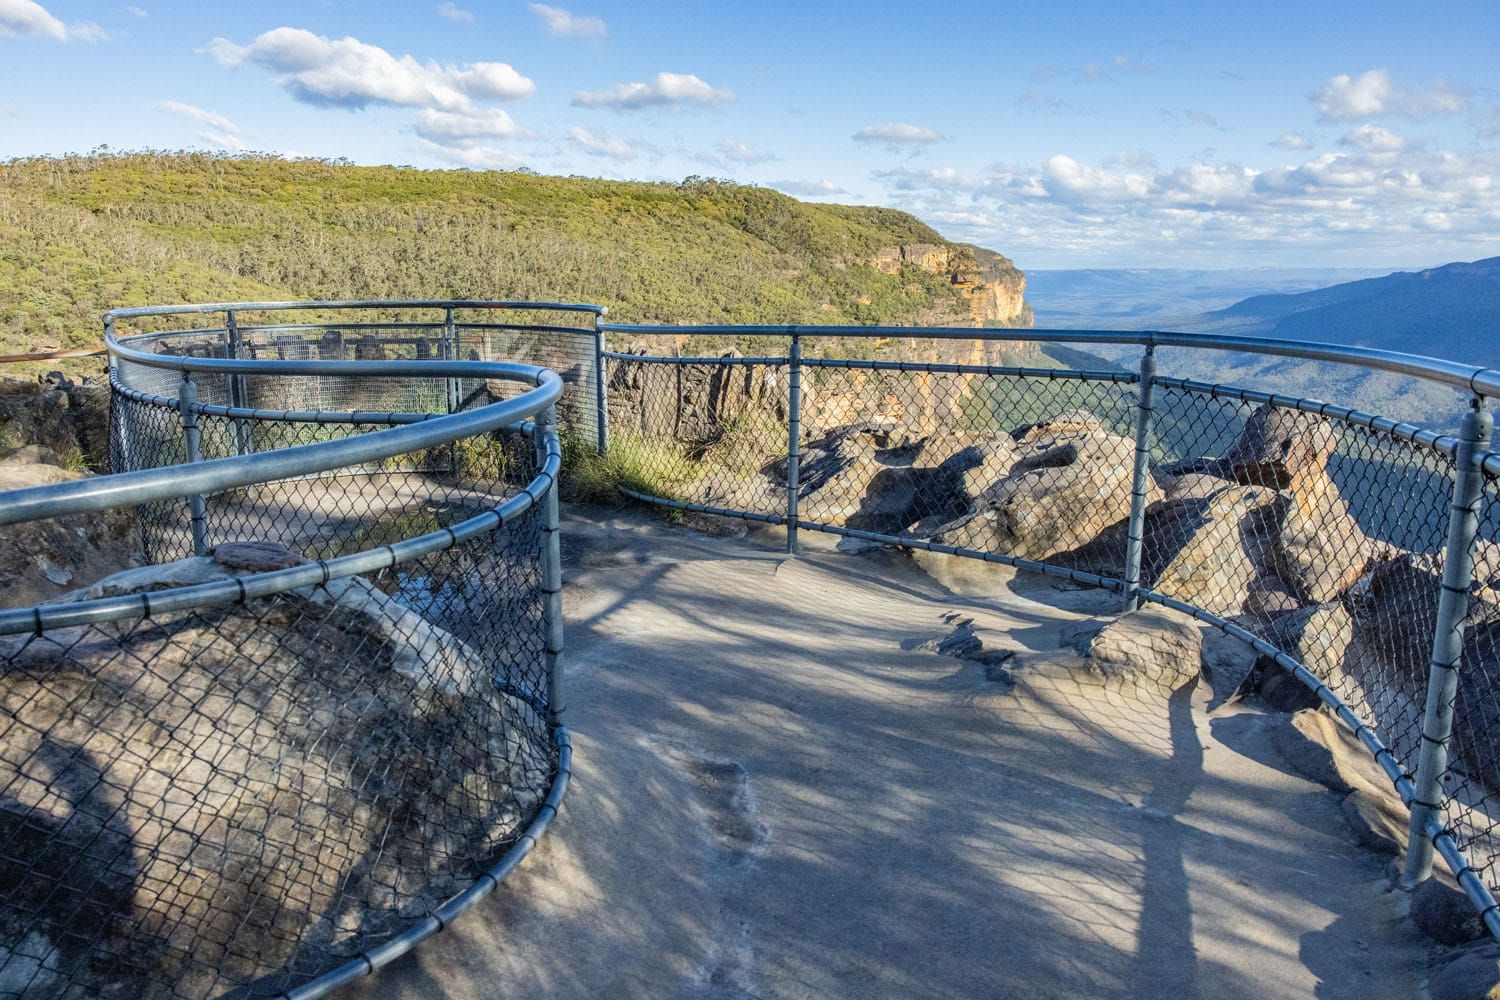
[872,243,1031,328]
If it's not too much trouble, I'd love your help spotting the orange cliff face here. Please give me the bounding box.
[871,243,1032,328]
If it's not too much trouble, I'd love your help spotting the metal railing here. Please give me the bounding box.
[594,320,1500,941]
[0,302,587,998]
[3,301,1498,996]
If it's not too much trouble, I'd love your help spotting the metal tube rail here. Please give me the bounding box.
[600,323,1500,397]
[0,362,561,525]
[1121,347,1156,612]
[105,299,607,324]
[1404,402,1494,884]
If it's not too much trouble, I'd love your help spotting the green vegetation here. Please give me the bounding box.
[0,152,1004,374]
[561,431,689,507]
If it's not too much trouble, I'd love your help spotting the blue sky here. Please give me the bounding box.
[2,0,1498,270]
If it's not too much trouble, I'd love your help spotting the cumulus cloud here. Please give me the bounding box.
[852,122,945,147]
[1274,131,1314,150]
[0,0,105,42]
[769,179,846,197]
[206,28,534,111]
[413,107,522,142]
[572,72,732,110]
[530,3,605,38]
[717,138,775,164]
[159,100,243,150]
[567,126,639,160]
[437,2,473,22]
[418,139,525,169]
[1340,123,1405,153]
[869,139,1500,264]
[1313,68,1469,121]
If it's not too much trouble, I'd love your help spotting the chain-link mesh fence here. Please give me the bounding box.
[1443,461,1500,903]
[601,331,1500,934]
[2,341,566,998]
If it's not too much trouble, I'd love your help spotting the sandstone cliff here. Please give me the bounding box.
[871,242,1032,328]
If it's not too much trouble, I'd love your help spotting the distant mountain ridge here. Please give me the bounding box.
[1199,257,1500,368]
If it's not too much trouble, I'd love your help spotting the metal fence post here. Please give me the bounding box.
[178,375,210,556]
[1404,400,1492,885]
[225,309,253,456]
[786,333,802,555]
[443,307,460,416]
[535,405,566,727]
[594,307,610,455]
[1122,346,1156,611]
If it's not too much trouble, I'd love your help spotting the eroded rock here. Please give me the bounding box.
[1412,877,1488,946]
[0,557,547,997]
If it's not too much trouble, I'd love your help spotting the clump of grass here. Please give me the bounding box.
[699,405,785,476]
[560,431,690,507]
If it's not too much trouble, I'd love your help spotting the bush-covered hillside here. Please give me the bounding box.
[0,152,1019,365]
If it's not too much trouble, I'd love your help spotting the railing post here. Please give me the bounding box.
[535,405,566,727]
[443,307,460,415]
[594,307,610,455]
[1404,400,1492,885]
[1122,345,1156,611]
[177,375,210,556]
[225,309,253,456]
[786,332,802,555]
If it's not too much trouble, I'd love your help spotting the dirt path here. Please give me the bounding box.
[354,506,1423,999]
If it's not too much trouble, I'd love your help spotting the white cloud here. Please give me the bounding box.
[769,179,845,197]
[0,0,104,42]
[530,3,605,38]
[437,2,473,22]
[122,4,146,16]
[869,140,1500,265]
[1274,131,1314,150]
[852,122,945,147]
[1340,124,1406,154]
[572,72,732,111]
[206,27,534,111]
[568,126,638,160]
[413,107,522,142]
[418,138,526,170]
[1017,91,1070,113]
[1313,68,1469,121]
[159,100,243,150]
[718,139,775,164]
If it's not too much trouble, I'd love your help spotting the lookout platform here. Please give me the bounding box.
[353,506,1423,999]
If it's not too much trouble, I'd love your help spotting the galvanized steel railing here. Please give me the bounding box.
[0,302,587,998]
[595,320,1500,942]
[3,301,1498,997]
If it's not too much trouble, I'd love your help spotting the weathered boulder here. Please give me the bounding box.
[1261,602,1355,683]
[0,463,141,608]
[0,555,547,998]
[1412,877,1489,946]
[1245,573,1302,615]
[1220,405,1338,489]
[1136,483,1280,616]
[928,422,1159,563]
[1079,605,1204,691]
[1267,464,1383,604]
[787,424,918,532]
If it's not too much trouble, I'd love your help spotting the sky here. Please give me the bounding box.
[2,0,1498,271]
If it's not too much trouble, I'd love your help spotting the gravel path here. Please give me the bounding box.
[353,505,1423,999]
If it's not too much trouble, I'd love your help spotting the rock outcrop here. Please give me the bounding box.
[0,549,547,998]
[930,414,1159,563]
[870,243,1031,327]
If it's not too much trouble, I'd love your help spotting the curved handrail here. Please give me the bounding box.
[600,322,1500,397]
[104,299,606,323]
[0,360,562,525]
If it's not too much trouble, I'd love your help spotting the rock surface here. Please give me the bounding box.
[1430,942,1500,1000]
[1412,877,1488,946]
[0,463,140,609]
[0,556,547,998]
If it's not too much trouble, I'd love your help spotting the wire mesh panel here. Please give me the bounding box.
[1135,382,1459,801]
[1442,458,1500,902]
[797,361,1137,566]
[2,339,566,998]
[604,353,790,517]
